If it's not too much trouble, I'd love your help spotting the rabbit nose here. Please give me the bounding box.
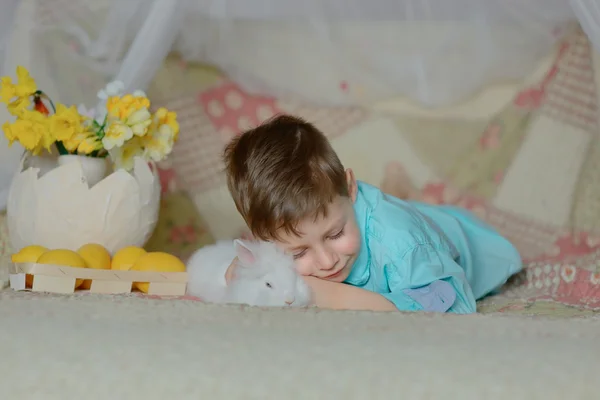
[285,297,295,305]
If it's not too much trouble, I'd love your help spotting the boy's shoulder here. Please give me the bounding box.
[354,181,453,253]
[355,181,423,241]
[355,180,417,221]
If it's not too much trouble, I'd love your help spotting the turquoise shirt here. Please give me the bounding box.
[345,181,522,314]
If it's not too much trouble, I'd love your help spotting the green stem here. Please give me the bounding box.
[97,115,108,140]
[55,141,69,155]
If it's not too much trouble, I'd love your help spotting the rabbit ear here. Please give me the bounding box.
[233,239,256,264]
[224,258,238,284]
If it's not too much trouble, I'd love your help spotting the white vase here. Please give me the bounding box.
[7,155,161,254]
[57,155,108,187]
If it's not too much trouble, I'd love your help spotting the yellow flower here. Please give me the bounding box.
[102,120,133,150]
[22,110,53,155]
[77,135,103,155]
[136,107,179,163]
[142,123,176,163]
[14,66,37,97]
[127,108,152,136]
[2,110,53,155]
[109,136,144,171]
[106,94,151,120]
[48,103,86,142]
[62,132,86,153]
[104,93,152,143]
[141,129,173,162]
[7,96,31,117]
[62,129,101,155]
[0,66,38,117]
[0,77,16,103]
[13,120,43,151]
[152,107,179,141]
[2,121,17,145]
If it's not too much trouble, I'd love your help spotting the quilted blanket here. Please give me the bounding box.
[141,27,600,318]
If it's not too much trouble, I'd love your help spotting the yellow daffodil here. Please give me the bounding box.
[136,107,179,162]
[152,107,179,141]
[10,120,42,150]
[109,136,144,171]
[103,93,152,150]
[106,94,151,120]
[62,130,102,155]
[0,77,16,103]
[62,132,86,153]
[141,125,175,162]
[0,66,179,168]
[22,110,54,154]
[2,110,53,155]
[48,103,86,142]
[7,96,31,117]
[2,121,17,145]
[77,135,103,155]
[127,108,152,136]
[0,66,38,117]
[14,66,37,97]
[102,120,134,150]
[102,110,152,150]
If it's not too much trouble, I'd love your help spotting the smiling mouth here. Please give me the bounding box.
[324,268,344,279]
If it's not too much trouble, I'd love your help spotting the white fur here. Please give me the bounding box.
[186,240,312,308]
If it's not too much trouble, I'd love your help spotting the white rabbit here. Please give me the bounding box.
[186,239,312,307]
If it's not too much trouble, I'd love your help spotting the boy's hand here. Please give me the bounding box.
[303,276,397,311]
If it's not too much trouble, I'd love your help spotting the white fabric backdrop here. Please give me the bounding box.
[0,0,599,209]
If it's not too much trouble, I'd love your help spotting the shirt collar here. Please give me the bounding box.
[344,183,371,286]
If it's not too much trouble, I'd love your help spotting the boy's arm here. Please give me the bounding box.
[303,276,397,311]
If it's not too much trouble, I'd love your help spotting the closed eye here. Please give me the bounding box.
[265,282,273,289]
[328,228,344,240]
[292,249,307,260]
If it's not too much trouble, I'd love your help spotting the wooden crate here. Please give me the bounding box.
[9,262,188,296]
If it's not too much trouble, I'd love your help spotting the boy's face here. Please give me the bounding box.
[276,170,361,283]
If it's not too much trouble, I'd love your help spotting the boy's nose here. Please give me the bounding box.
[317,248,338,270]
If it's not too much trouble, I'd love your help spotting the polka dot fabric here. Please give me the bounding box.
[199,82,280,142]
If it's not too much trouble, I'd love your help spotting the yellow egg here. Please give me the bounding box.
[77,243,112,290]
[111,246,146,271]
[131,252,186,293]
[11,245,48,288]
[37,249,88,289]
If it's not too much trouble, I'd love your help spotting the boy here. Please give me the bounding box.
[223,115,522,313]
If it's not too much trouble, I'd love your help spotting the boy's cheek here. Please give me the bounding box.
[295,261,315,276]
[340,230,361,256]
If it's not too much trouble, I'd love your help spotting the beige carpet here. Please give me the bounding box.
[1,289,599,399]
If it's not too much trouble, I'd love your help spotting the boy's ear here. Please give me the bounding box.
[345,168,358,203]
[233,239,256,264]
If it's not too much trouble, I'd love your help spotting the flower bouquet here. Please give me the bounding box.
[1,66,177,254]
[1,66,179,171]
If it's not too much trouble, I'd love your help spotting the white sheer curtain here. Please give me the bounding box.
[0,0,33,210]
[0,0,599,210]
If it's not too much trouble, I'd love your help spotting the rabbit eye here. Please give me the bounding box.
[265,282,273,289]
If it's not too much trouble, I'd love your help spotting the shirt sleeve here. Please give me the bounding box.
[381,244,477,314]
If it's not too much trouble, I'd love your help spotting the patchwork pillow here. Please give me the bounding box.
[144,189,215,262]
[144,165,215,262]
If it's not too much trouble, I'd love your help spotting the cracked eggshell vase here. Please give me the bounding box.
[7,154,160,254]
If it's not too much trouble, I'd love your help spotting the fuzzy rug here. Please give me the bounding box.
[1,289,599,399]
